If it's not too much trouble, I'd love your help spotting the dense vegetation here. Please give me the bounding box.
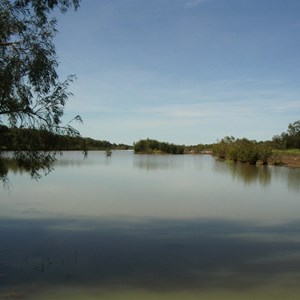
[134,139,185,154]
[211,120,300,165]
[272,120,300,150]
[212,136,272,165]
[185,143,213,154]
[0,125,131,151]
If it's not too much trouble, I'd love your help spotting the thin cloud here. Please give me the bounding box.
[185,0,210,8]
[133,99,279,120]
[269,100,300,114]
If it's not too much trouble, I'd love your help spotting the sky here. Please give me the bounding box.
[54,0,300,145]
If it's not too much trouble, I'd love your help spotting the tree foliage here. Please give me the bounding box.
[212,137,272,165]
[0,125,132,151]
[134,138,185,154]
[0,0,81,182]
[184,143,213,154]
[272,120,300,150]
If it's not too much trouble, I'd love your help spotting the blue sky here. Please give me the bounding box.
[55,0,300,145]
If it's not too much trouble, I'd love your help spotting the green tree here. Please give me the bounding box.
[0,0,81,182]
[134,138,184,154]
[212,136,235,159]
[272,120,300,150]
[286,120,300,148]
[212,136,272,165]
[287,120,300,136]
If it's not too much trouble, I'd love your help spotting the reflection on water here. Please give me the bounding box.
[1,217,300,299]
[213,159,272,186]
[133,154,184,171]
[271,164,300,192]
[1,151,300,299]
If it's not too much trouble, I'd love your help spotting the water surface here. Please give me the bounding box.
[0,151,300,299]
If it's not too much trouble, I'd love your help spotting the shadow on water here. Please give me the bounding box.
[1,216,300,293]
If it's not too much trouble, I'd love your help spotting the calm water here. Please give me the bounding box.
[1,151,300,299]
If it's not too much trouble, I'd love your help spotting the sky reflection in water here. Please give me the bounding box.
[0,151,300,299]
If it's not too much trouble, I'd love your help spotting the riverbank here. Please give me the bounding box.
[134,150,300,167]
[269,153,300,167]
[201,150,300,168]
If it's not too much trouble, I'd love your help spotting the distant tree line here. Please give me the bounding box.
[1,120,300,181]
[0,125,131,152]
[134,138,185,154]
[185,143,213,154]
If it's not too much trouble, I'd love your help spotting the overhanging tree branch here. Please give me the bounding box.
[0,0,82,182]
[0,41,21,47]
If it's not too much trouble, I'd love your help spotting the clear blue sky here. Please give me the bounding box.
[55,0,300,145]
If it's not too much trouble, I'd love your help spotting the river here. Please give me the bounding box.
[1,151,300,299]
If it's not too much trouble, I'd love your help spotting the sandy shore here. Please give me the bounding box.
[269,154,300,167]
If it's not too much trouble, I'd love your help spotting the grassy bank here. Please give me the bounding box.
[272,149,300,155]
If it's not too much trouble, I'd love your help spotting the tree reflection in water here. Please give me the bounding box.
[213,159,271,186]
